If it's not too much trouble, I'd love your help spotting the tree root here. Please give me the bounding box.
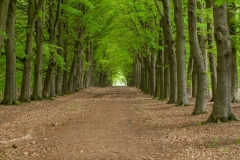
[206,113,240,123]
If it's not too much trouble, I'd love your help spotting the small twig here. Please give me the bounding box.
[0,134,32,144]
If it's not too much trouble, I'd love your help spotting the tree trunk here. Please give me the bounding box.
[206,0,217,102]
[42,0,61,98]
[227,3,239,103]
[31,1,45,101]
[207,1,239,123]
[192,63,197,97]
[162,0,176,104]
[188,0,207,115]
[0,0,9,53]
[55,7,64,96]
[68,40,80,93]
[197,1,209,98]
[84,42,93,88]
[173,0,189,106]
[75,48,84,91]
[62,38,68,94]
[2,0,17,104]
[19,0,36,102]
[187,56,193,97]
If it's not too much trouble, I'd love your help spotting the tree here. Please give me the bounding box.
[227,2,239,103]
[206,0,217,102]
[2,0,17,104]
[162,0,177,104]
[31,1,45,100]
[188,0,207,115]
[173,0,189,106]
[0,0,9,53]
[19,0,44,102]
[207,1,239,122]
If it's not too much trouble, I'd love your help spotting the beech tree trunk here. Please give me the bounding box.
[68,40,80,93]
[2,0,17,104]
[75,48,84,91]
[84,41,93,88]
[207,1,239,123]
[62,38,68,94]
[173,0,189,106]
[43,0,61,98]
[188,0,207,115]
[56,4,64,96]
[162,0,176,104]
[206,0,217,102]
[0,0,9,53]
[227,3,239,103]
[197,1,209,98]
[31,2,45,101]
[187,56,193,97]
[19,0,41,102]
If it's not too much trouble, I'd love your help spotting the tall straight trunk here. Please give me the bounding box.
[158,20,164,100]
[162,0,176,104]
[147,53,153,95]
[2,0,17,104]
[19,0,36,102]
[207,2,239,122]
[0,0,9,52]
[151,52,156,96]
[173,0,189,106]
[187,56,193,97]
[62,38,68,94]
[55,2,64,96]
[42,0,61,98]
[197,1,209,98]
[68,40,80,93]
[83,42,93,88]
[192,63,197,97]
[31,2,45,101]
[228,3,239,103]
[188,0,207,115]
[144,55,149,94]
[140,56,145,91]
[206,0,217,102]
[75,48,84,91]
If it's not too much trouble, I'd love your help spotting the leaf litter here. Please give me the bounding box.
[0,86,239,160]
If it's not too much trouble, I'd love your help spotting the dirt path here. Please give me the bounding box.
[45,87,159,160]
[0,87,240,160]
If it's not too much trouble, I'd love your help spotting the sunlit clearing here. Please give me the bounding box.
[112,72,127,86]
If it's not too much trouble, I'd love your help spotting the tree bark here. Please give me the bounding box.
[187,56,193,97]
[188,0,207,115]
[2,0,17,104]
[19,0,42,102]
[83,41,93,88]
[31,1,45,101]
[0,0,9,53]
[207,1,239,123]
[162,0,176,104]
[55,1,64,96]
[75,48,84,91]
[62,37,68,94]
[43,0,61,98]
[68,40,80,93]
[197,1,209,98]
[206,0,217,102]
[227,3,239,103]
[173,0,189,106]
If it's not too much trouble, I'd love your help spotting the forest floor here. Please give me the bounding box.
[0,87,240,160]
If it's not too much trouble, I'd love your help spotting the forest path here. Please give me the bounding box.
[0,87,240,160]
[43,87,160,159]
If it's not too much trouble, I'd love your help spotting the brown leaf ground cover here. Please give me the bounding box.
[0,87,239,160]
